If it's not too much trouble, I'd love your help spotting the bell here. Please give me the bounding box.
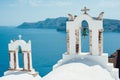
[82,27,88,37]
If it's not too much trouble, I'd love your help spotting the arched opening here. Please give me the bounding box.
[18,46,24,68]
[81,20,89,52]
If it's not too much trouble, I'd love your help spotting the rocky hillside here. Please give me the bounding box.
[17,17,120,32]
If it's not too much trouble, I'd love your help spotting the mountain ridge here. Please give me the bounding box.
[17,17,120,32]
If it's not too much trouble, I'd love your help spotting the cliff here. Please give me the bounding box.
[17,17,120,32]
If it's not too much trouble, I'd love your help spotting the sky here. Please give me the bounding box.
[0,0,120,26]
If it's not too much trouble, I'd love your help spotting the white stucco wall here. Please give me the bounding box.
[9,40,31,51]
[9,52,14,69]
[23,52,28,70]
[55,12,119,79]
[66,14,103,55]
[53,53,119,80]
[8,39,33,71]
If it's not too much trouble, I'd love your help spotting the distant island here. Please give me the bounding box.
[17,17,120,32]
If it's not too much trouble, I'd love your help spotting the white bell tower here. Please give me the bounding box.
[4,35,38,76]
[66,6,103,55]
[53,7,119,80]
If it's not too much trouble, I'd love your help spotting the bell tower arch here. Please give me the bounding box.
[8,35,33,71]
[67,7,103,55]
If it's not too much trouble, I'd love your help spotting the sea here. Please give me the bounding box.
[0,27,120,77]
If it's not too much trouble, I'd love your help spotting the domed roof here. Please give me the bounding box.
[43,63,114,80]
[0,73,42,80]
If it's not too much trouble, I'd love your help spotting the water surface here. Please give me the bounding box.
[0,27,120,77]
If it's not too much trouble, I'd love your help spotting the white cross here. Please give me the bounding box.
[81,6,90,14]
[18,35,22,40]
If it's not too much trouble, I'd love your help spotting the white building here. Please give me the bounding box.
[44,7,119,80]
[43,63,117,80]
[3,35,40,79]
[0,73,41,80]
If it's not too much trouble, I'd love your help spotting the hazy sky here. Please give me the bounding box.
[0,0,120,26]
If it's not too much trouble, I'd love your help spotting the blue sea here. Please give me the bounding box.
[0,27,120,77]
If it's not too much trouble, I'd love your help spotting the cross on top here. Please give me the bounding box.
[81,6,90,14]
[18,35,22,40]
